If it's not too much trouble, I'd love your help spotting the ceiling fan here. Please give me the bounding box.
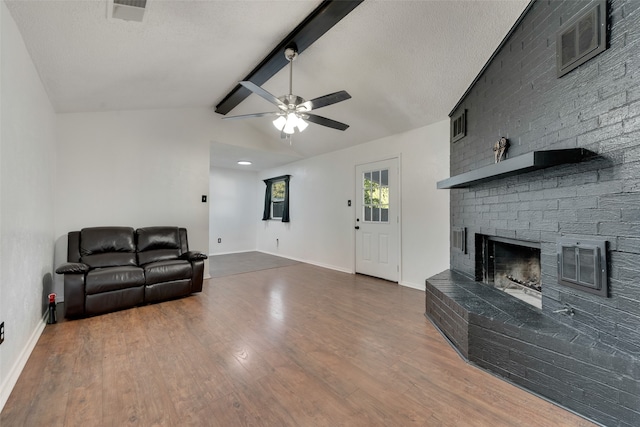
[222,46,351,139]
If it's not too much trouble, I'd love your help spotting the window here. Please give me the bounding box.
[271,180,285,219]
[262,175,290,222]
[363,169,389,223]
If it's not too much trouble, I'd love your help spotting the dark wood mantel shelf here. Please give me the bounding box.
[437,148,593,189]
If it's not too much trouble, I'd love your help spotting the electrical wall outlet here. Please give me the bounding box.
[0,322,4,345]
[217,238,221,243]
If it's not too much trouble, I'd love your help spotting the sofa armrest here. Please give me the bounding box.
[56,262,90,274]
[181,251,208,262]
[190,259,205,293]
[64,274,86,318]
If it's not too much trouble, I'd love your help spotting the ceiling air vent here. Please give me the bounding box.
[110,0,147,22]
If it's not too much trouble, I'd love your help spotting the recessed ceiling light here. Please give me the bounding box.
[237,161,252,166]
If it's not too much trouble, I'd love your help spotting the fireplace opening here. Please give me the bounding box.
[476,235,542,309]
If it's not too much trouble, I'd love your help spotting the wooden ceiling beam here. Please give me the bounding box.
[214,0,363,115]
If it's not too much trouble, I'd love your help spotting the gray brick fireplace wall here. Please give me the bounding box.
[449,0,639,354]
[436,0,640,425]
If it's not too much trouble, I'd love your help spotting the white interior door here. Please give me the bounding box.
[355,158,399,282]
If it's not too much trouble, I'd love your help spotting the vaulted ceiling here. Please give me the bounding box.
[5,0,529,170]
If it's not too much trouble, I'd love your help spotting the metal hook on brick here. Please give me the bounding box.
[553,304,575,316]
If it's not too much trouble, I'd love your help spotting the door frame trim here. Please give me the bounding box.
[353,155,402,283]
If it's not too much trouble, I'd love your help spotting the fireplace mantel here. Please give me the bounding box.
[437,148,592,189]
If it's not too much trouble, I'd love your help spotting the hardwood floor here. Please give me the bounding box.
[1,262,596,426]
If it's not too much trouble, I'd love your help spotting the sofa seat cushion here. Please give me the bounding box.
[143,259,192,285]
[86,266,145,295]
[86,287,144,315]
[145,279,192,303]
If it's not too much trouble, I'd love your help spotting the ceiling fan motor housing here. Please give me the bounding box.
[278,94,308,112]
[284,46,298,62]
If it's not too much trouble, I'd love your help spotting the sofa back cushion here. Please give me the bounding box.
[80,227,137,268]
[136,227,182,265]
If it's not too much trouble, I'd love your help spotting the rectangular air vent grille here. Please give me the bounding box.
[557,237,608,297]
[451,110,466,143]
[452,227,466,254]
[114,0,147,7]
[111,0,147,22]
[557,0,607,77]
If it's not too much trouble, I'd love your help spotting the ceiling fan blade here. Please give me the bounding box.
[239,81,287,109]
[222,111,280,120]
[303,113,350,131]
[302,90,351,111]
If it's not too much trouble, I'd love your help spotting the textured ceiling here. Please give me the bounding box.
[5,0,529,170]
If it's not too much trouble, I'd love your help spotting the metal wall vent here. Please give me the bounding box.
[557,237,608,297]
[451,110,466,143]
[452,226,466,254]
[556,0,607,77]
[110,0,147,22]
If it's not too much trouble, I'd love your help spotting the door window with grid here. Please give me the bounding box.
[363,169,389,223]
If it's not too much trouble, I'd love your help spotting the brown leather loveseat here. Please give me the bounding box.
[55,226,207,318]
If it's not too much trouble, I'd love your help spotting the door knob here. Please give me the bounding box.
[355,226,360,230]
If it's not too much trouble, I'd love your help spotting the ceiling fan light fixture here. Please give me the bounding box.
[273,115,287,131]
[283,113,297,134]
[297,117,308,132]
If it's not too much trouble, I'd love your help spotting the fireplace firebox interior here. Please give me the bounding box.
[476,235,542,309]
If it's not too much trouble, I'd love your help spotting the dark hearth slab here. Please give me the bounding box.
[425,270,640,427]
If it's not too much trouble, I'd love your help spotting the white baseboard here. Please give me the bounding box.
[0,315,47,413]
[209,249,257,257]
[399,280,425,291]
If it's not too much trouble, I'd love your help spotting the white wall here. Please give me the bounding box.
[54,108,215,295]
[0,2,56,411]
[209,167,259,255]
[256,120,450,289]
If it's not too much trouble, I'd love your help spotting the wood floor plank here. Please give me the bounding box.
[1,320,80,426]
[139,303,234,425]
[1,257,598,427]
[63,316,104,427]
[346,386,435,426]
[21,322,84,427]
[257,364,356,427]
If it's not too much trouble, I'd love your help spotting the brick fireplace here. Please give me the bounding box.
[425,1,640,425]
